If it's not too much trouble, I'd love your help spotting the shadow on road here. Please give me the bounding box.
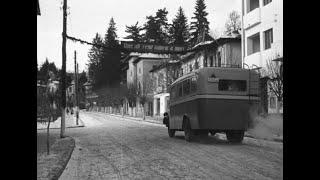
[172,135,243,146]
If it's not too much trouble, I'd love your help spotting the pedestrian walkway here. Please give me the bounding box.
[96,112,163,125]
[37,114,85,130]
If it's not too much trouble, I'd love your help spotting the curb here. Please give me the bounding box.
[37,118,85,130]
[53,136,75,180]
[104,113,163,125]
[245,133,283,143]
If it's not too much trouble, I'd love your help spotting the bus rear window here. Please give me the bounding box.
[218,80,247,92]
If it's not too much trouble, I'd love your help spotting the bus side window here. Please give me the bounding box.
[191,77,197,93]
[183,79,190,95]
[178,83,183,97]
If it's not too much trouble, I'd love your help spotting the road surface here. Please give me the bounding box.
[55,111,283,180]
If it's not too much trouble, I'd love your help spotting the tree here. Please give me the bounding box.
[143,8,170,44]
[265,59,283,113]
[87,33,104,89]
[125,21,143,42]
[125,84,138,108]
[143,15,158,43]
[100,17,121,87]
[38,58,58,84]
[169,7,190,45]
[190,0,211,46]
[225,10,241,35]
[78,71,88,105]
[155,8,170,44]
[37,71,61,155]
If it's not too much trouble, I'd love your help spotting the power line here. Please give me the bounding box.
[66,35,125,51]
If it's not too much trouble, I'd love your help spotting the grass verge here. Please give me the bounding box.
[37,137,75,180]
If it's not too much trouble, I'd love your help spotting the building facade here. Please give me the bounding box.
[124,52,170,117]
[148,34,242,118]
[180,34,242,76]
[241,0,283,113]
[150,60,180,117]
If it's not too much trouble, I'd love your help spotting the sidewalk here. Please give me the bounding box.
[100,111,283,143]
[95,111,164,125]
[37,114,85,130]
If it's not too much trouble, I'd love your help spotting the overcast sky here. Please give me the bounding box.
[37,0,241,72]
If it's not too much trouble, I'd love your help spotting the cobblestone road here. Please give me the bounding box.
[56,111,283,180]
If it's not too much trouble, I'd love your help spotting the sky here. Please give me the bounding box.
[37,0,241,73]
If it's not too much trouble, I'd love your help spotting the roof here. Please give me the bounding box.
[189,33,241,51]
[149,60,181,73]
[171,70,200,86]
[180,51,196,62]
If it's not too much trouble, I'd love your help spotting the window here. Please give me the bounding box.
[263,0,272,6]
[217,52,221,67]
[209,56,213,67]
[204,57,207,67]
[194,60,199,69]
[218,80,247,92]
[247,33,260,55]
[264,29,273,50]
[178,83,183,97]
[269,96,276,109]
[183,79,190,95]
[139,68,141,74]
[190,77,197,93]
[138,82,141,93]
[247,0,259,13]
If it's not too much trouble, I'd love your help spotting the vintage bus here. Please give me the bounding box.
[163,67,260,143]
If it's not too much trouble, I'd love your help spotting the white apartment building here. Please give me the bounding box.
[241,0,283,113]
[241,0,283,69]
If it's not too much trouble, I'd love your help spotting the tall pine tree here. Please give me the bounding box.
[143,8,169,44]
[143,15,158,43]
[125,22,143,42]
[190,0,211,46]
[87,33,104,89]
[169,7,190,45]
[101,17,121,87]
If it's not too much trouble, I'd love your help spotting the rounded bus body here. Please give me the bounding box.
[165,67,260,142]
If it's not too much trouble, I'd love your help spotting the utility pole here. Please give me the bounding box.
[76,63,80,125]
[60,0,67,138]
[74,50,79,125]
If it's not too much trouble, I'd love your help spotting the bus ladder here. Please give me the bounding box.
[243,63,261,103]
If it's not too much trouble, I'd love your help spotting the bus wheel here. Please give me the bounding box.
[209,130,216,136]
[226,130,244,143]
[168,128,175,137]
[183,119,193,142]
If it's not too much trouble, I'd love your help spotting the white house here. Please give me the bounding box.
[241,0,283,68]
[241,0,283,113]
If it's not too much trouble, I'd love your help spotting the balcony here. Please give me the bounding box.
[243,7,261,30]
[244,52,261,68]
